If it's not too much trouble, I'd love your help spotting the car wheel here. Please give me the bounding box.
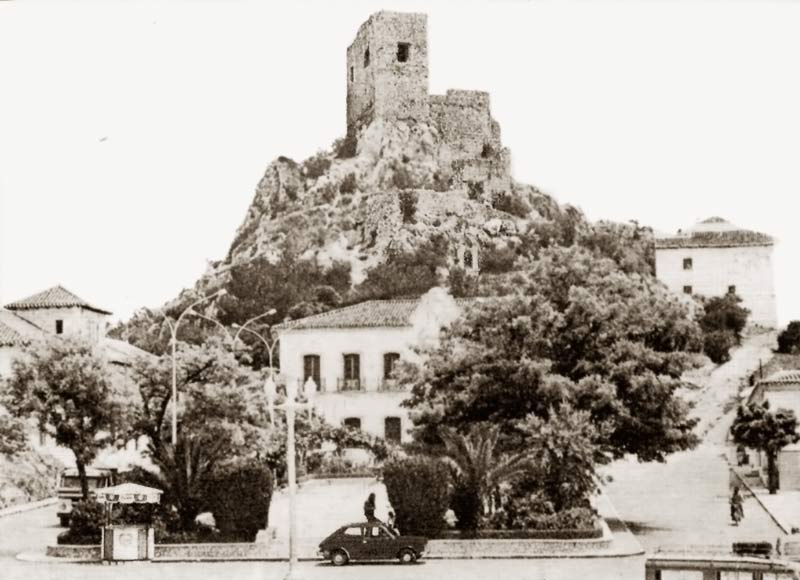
[398,548,416,564]
[59,516,70,527]
[331,549,349,566]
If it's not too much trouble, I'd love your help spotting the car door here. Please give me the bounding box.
[338,526,364,559]
[364,523,396,560]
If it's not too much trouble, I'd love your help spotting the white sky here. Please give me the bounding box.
[1,0,799,324]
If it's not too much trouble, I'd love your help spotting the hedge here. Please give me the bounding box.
[205,462,272,542]
[382,455,450,538]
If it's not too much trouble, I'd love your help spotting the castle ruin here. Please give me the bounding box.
[346,11,512,197]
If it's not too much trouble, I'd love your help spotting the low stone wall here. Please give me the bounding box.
[155,543,266,561]
[47,521,614,561]
[46,544,101,560]
[427,521,613,559]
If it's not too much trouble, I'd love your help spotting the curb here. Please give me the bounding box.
[0,497,58,519]
[730,468,790,534]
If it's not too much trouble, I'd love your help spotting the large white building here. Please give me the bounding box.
[654,217,777,328]
[274,291,464,443]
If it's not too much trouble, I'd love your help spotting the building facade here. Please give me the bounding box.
[275,293,464,443]
[654,217,777,328]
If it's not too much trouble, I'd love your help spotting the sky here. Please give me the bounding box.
[1,0,799,324]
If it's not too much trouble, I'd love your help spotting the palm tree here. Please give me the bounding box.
[440,424,530,531]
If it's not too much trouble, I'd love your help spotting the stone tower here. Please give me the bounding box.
[346,12,430,140]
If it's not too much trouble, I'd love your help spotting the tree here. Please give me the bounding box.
[356,235,449,300]
[516,405,607,511]
[403,246,702,466]
[0,415,28,457]
[2,338,126,498]
[778,321,800,355]
[731,401,799,494]
[127,338,273,529]
[440,424,530,531]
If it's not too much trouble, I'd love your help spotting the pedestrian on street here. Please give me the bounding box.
[364,492,377,522]
[731,486,744,526]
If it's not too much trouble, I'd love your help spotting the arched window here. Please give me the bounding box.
[364,47,370,67]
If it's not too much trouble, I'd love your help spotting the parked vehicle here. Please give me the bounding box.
[56,467,117,526]
[318,521,427,566]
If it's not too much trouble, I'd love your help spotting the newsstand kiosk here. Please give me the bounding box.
[95,483,163,562]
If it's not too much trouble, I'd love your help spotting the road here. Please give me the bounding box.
[603,331,783,551]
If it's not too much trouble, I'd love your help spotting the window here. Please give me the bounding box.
[343,527,361,536]
[364,47,370,67]
[683,258,693,270]
[683,286,692,295]
[728,285,736,295]
[464,250,473,269]
[370,526,381,538]
[344,417,361,431]
[350,66,353,82]
[344,354,360,380]
[55,319,63,334]
[303,355,321,390]
[385,417,402,444]
[397,42,410,63]
[383,353,400,380]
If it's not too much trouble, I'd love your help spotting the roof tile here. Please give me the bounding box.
[5,285,112,315]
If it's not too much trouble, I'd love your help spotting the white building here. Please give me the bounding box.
[274,292,465,443]
[654,217,777,328]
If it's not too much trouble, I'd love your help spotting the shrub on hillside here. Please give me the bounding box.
[382,455,450,538]
[778,321,800,354]
[703,330,737,365]
[492,192,530,218]
[698,293,750,363]
[205,463,273,542]
[480,243,517,274]
[339,173,357,194]
[399,190,418,224]
[302,151,331,180]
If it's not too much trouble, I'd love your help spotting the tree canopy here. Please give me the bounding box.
[731,401,799,494]
[2,338,129,498]
[403,246,703,466]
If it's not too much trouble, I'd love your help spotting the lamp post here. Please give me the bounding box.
[266,375,317,580]
[232,314,279,377]
[164,289,226,446]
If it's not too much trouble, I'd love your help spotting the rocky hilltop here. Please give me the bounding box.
[205,11,571,289]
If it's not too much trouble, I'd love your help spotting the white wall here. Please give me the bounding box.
[13,306,108,344]
[655,245,777,328]
[278,326,417,442]
[0,346,22,378]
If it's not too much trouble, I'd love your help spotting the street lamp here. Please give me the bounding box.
[164,288,226,446]
[266,375,317,580]
[232,312,279,377]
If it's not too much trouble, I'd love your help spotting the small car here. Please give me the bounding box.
[318,521,427,566]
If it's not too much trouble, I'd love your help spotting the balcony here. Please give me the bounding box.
[337,378,363,392]
[298,377,326,392]
[379,378,407,392]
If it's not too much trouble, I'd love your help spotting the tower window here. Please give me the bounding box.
[397,42,410,63]
[55,320,64,334]
[683,258,693,270]
[683,286,692,295]
[350,66,353,82]
[464,250,473,269]
[364,47,370,67]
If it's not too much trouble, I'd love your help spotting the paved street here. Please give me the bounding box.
[603,332,784,551]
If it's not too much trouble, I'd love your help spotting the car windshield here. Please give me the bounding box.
[60,476,106,489]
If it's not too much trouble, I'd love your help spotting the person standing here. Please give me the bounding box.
[731,486,744,525]
[387,510,398,534]
[364,492,377,522]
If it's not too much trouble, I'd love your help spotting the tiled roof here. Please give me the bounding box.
[275,297,474,331]
[761,370,800,385]
[5,285,112,315]
[0,310,44,346]
[0,321,25,347]
[655,217,774,249]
